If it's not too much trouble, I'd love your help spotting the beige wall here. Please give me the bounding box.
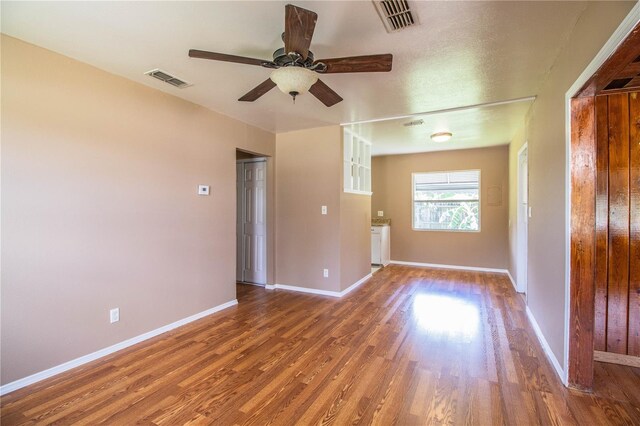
[340,192,371,291]
[275,126,371,293]
[1,35,276,385]
[372,146,509,269]
[506,2,634,369]
[275,126,342,292]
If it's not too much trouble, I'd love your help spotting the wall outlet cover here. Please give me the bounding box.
[110,308,120,324]
[321,206,328,215]
[198,185,210,195]
[378,211,384,217]
[323,269,329,278]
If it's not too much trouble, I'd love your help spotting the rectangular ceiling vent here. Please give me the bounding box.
[403,119,424,127]
[373,0,419,33]
[145,69,191,88]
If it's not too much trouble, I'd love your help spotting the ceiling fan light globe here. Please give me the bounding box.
[270,67,318,97]
[430,132,453,143]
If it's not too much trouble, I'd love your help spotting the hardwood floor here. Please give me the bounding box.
[2,265,639,425]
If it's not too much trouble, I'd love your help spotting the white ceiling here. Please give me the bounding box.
[2,1,588,154]
[351,98,534,156]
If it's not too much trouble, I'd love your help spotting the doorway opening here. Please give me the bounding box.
[516,143,528,296]
[236,150,267,286]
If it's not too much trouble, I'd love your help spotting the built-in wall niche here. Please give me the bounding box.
[343,128,372,195]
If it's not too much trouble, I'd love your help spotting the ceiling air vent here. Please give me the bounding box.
[373,0,419,33]
[145,69,191,88]
[403,119,424,127]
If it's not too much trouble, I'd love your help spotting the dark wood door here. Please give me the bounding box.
[594,91,640,357]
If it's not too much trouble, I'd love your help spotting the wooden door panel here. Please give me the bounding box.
[569,96,596,388]
[594,95,609,352]
[628,92,640,356]
[606,93,630,355]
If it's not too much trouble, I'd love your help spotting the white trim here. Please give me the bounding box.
[506,270,518,293]
[340,96,536,126]
[343,189,373,196]
[236,157,267,164]
[390,260,508,274]
[272,284,342,297]
[267,273,373,298]
[0,299,238,396]
[563,3,640,386]
[516,142,529,294]
[526,306,567,385]
[398,259,519,293]
[517,143,529,157]
[566,3,640,99]
[340,273,373,296]
[265,284,276,290]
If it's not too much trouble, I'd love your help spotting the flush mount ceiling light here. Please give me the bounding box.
[430,131,453,143]
[270,66,319,103]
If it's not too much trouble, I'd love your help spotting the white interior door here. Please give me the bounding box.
[517,145,528,294]
[236,163,243,282]
[240,160,266,284]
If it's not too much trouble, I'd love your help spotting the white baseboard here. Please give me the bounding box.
[271,283,343,297]
[525,305,567,385]
[506,270,518,293]
[266,273,372,298]
[0,299,238,396]
[390,260,509,274]
[340,273,372,296]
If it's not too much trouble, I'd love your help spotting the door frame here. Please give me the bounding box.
[236,157,268,286]
[516,143,528,294]
[565,8,640,390]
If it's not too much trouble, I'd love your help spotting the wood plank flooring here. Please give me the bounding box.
[2,265,640,425]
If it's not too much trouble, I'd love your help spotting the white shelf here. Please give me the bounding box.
[344,189,373,196]
[343,128,372,195]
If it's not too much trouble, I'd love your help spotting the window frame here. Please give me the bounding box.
[411,169,482,233]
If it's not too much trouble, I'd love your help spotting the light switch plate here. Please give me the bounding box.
[323,269,329,278]
[198,185,210,196]
[377,211,384,217]
[321,206,327,215]
[110,308,119,324]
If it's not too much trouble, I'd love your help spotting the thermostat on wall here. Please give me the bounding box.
[198,185,210,196]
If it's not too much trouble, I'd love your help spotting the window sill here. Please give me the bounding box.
[412,227,481,233]
[344,189,373,196]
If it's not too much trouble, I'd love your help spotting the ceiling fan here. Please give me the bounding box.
[189,4,393,107]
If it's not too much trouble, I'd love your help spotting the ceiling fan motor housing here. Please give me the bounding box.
[272,47,317,68]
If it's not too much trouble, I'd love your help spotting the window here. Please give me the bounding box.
[412,170,480,231]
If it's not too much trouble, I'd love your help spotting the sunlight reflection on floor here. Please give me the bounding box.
[412,293,480,342]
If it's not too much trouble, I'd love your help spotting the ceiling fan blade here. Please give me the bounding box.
[284,4,317,60]
[309,80,343,107]
[189,49,268,67]
[238,78,277,102]
[316,54,393,73]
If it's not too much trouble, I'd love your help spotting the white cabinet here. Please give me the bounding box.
[371,225,390,266]
[343,128,372,195]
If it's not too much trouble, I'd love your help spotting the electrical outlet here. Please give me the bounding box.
[110,308,120,324]
[321,205,328,215]
[198,185,210,196]
[377,211,384,217]
[323,269,329,278]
